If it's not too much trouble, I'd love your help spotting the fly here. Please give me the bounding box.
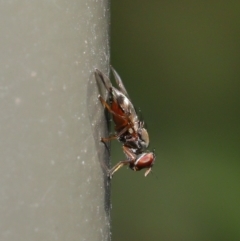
[95,67,155,178]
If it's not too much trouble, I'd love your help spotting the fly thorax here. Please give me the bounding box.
[138,127,149,149]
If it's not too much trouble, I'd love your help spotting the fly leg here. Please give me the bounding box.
[98,95,118,117]
[122,145,136,160]
[108,160,130,179]
[100,135,117,155]
[101,134,117,143]
[101,124,133,154]
[98,95,117,154]
[108,146,137,178]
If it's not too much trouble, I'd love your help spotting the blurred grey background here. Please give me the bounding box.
[110,1,240,241]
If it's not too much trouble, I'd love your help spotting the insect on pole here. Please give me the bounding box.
[95,67,156,178]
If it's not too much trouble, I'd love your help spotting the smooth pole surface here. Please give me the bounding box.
[0,1,110,240]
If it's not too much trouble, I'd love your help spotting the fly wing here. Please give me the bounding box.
[95,68,114,102]
[96,68,139,126]
[111,66,130,100]
[110,67,139,125]
[113,88,139,126]
[95,69,112,92]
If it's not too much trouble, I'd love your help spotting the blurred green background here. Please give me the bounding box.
[110,1,240,241]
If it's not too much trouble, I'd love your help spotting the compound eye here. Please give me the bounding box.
[138,128,149,148]
[134,152,155,170]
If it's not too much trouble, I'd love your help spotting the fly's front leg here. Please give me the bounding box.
[107,147,136,178]
[108,160,130,179]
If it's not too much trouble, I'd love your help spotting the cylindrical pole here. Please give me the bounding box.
[0,1,111,240]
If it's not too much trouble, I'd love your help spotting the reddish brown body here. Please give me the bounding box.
[95,67,155,178]
[111,101,128,132]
